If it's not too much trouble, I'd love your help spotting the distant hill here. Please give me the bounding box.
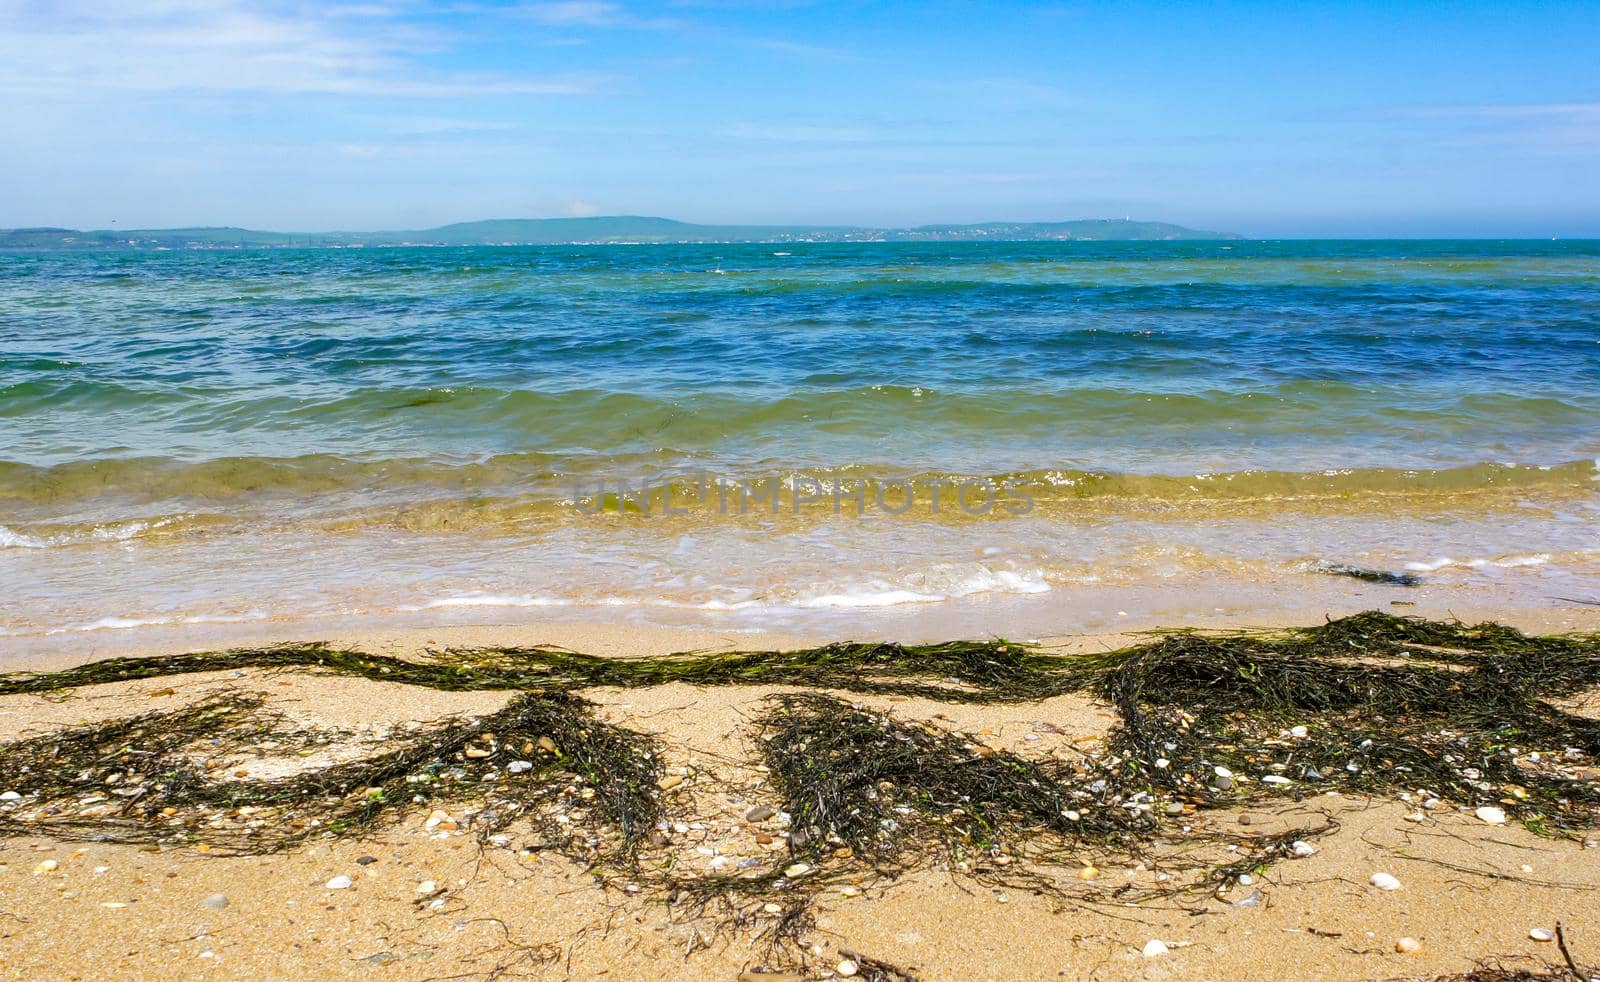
[0,216,1241,250]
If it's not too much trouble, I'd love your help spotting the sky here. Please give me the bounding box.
[1,0,1596,237]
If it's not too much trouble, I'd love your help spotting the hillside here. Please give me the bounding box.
[0,216,1241,250]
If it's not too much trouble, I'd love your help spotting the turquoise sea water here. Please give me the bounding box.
[2,240,1598,645]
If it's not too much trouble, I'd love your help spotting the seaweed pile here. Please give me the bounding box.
[0,638,1075,703]
[0,691,662,860]
[1098,612,1600,835]
[0,611,1597,891]
[755,693,1118,875]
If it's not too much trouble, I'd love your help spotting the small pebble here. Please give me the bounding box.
[1370,872,1401,891]
[35,859,59,873]
[762,902,783,914]
[1475,806,1508,825]
[201,894,229,910]
[416,880,437,894]
[507,761,533,775]
[356,856,377,866]
[1395,937,1423,954]
[746,805,776,822]
[1290,840,1316,858]
[783,863,812,878]
[1290,725,1309,738]
[1530,928,1555,942]
[1142,939,1169,958]
[657,775,684,791]
[836,959,859,977]
[325,875,353,890]
[1078,866,1099,880]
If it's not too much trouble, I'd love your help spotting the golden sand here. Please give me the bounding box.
[2,615,1598,980]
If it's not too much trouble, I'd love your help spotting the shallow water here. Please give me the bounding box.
[3,240,1598,646]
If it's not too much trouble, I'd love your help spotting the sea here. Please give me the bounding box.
[2,240,1598,651]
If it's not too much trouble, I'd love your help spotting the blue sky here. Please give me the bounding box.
[1,1,1596,236]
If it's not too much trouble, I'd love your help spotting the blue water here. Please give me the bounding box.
[2,240,1597,478]
[2,240,1598,646]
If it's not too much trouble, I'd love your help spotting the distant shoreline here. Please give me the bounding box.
[0,216,1240,251]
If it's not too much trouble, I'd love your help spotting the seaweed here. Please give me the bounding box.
[1316,563,1423,586]
[755,692,1126,875]
[1097,614,1600,833]
[0,638,1072,704]
[1,611,1597,888]
[0,691,662,860]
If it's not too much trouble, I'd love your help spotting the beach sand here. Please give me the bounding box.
[2,613,1599,980]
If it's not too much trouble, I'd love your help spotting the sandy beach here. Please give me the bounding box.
[3,610,1598,981]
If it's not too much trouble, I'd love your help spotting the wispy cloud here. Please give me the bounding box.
[1411,102,1600,119]
[0,0,611,98]
[1398,102,1600,157]
[719,123,881,143]
[752,38,859,61]
[892,170,1058,187]
[937,77,1077,109]
[518,1,679,30]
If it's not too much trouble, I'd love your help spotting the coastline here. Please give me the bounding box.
[2,609,1598,980]
[4,586,1596,670]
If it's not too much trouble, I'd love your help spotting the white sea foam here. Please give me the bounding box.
[792,565,1051,609]
[0,525,46,548]
[43,611,268,634]
[1404,553,1552,572]
[404,594,571,611]
[49,616,174,634]
[945,567,1051,596]
[794,588,945,609]
[0,519,169,549]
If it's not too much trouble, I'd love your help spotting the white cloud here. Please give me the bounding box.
[752,38,858,61]
[1413,102,1600,119]
[720,123,880,143]
[0,0,608,98]
[518,1,678,29]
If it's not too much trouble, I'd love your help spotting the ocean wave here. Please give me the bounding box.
[0,518,177,549]
[1,456,1595,517]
